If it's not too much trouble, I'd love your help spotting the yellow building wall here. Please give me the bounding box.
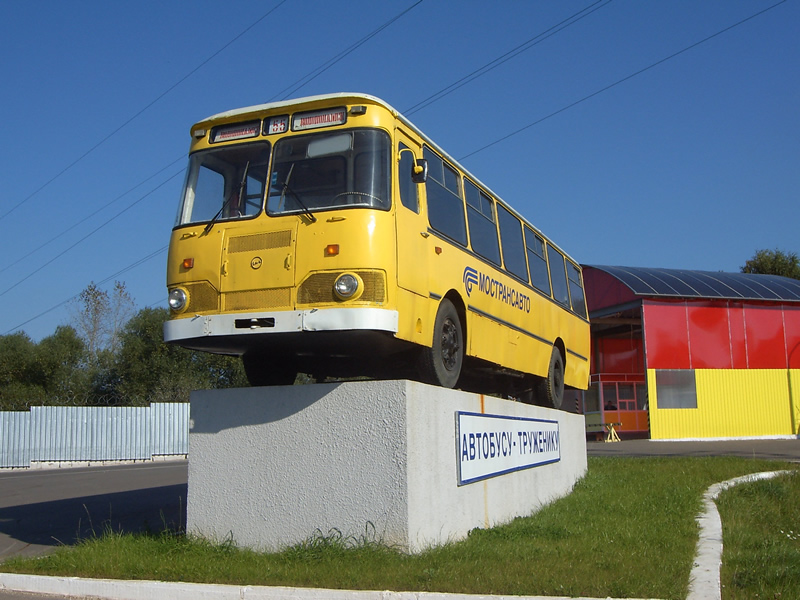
[648,369,799,440]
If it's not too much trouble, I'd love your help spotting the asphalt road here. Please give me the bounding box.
[0,461,187,561]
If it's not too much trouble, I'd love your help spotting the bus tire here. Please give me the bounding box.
[418,298,463,389]
[242,353,297,387]
[537,348,565,409]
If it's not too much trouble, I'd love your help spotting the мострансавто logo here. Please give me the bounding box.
[462,266,531,313]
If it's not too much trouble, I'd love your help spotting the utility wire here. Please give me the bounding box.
[267,0,424,102]
[4,0,418,334]
[6,0,415,287]
[0,0,288,224]
[0,156,185,276]
[458,0,789,161]
[0,169,184,298]
[404,0,613,116]
[4,246,168,336]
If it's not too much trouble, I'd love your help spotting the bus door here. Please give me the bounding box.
[395,131,429,297]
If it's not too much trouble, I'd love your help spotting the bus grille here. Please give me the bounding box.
[228,230,292,253]
[297,271,386,305]
[185,282,219,313]
[225,288,291,311]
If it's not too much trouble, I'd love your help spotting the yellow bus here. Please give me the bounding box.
[164,93,589,408]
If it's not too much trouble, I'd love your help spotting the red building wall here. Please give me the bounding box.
[643,300,800,370]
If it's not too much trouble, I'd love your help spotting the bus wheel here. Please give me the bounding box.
[418,299,463,388]
[242,353,297,387]
[537,348,565,409]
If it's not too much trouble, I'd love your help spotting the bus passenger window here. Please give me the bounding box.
[497,204,528,282]
[398,144,419,213]
[568,262,587,318]
[525,228,551,295]
[548,245,570,306]
[424,147,467,246]
[465,180,500,265]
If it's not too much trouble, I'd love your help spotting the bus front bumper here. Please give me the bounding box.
[163,307,399,348]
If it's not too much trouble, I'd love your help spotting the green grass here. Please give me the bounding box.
[717,470,800,599]
[3,457,797,600]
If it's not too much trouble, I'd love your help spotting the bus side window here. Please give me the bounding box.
[568,262,587,318]
[548,245,570,306]
[398,143,419,213]
[464,179,500,265]
[525,228,551,296]
[424,146,467,246]
[497,204,528,282]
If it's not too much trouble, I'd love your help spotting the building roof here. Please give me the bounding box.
[585,265,800,303]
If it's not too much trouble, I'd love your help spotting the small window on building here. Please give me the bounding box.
[584,384,600,413]
[655,370,697,409]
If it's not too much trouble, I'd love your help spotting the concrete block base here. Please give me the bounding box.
[188,380,586,553]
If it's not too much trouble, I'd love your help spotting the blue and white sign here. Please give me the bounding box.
[457,411,560,485]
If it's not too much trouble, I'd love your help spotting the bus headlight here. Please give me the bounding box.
[168,288,188,312]
[333,273,363,301]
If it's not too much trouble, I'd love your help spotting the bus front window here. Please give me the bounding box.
[176,142,270,226]
[267,129,390,216]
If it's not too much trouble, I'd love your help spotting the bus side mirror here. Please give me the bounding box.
[412,158,428,184]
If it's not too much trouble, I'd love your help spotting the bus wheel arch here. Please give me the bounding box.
[417,292,465,389]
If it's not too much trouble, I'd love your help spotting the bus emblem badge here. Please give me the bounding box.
[462,267,478,297]
[251,257,263,270]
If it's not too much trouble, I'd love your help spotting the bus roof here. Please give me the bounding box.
[196,93,582,267]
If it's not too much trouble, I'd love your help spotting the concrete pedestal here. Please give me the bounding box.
[187,380,586,553]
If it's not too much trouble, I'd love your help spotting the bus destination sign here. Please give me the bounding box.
[457,411,560,485]
[292,107,347,132]
[211,121,260,143]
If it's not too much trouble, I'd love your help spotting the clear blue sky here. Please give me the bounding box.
[1,0,797,341]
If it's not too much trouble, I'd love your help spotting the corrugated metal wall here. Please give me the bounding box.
[648,369,798,440]
[0,403,189,469]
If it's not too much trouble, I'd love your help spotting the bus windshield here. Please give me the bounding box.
[267,129,390,216]
[176,142,271,226]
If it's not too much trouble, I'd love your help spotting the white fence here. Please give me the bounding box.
[0,403,189,469]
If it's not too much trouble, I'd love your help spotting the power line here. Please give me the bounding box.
[458,0,789,161]
[0,155,185,276]
[0,0,288,224]
[267,0,424,102]
[0,169,184,298]
[6,0,416,285]
[5,2,421,334]
[404,0,613,116]
[3,246,168,336]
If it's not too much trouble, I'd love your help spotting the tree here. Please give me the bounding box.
[0,332,44,410]
[35,326,89,405]
[109,307,248,405]
[741,249,800,280]
[69,281,135,362]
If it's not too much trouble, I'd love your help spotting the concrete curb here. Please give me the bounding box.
[686,470,793,600]
[0,573,657,600]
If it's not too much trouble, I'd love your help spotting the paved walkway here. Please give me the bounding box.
[587,437,800,461]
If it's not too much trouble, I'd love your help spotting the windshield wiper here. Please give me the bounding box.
[204,161,250,235]
[279,163,316,223]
